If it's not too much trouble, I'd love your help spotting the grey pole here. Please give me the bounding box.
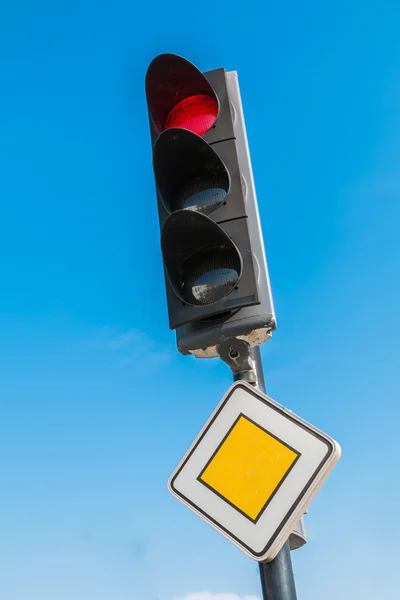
[234,345,298,600]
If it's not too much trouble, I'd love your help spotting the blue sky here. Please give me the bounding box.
[1,1,400,599]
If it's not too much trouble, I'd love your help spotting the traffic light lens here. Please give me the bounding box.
[173,170,228,215]
[182,187,226,214]
[165,95,218,136]
[180,247,240,305]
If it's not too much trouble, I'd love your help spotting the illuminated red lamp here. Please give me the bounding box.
[164,94,218,136]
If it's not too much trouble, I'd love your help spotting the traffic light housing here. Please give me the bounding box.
[145,54,275,357]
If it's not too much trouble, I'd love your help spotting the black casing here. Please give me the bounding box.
[146,57,261,329]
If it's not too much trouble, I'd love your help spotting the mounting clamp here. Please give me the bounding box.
[217,338,256,384]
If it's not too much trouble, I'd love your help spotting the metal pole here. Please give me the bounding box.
[235,345,298,600]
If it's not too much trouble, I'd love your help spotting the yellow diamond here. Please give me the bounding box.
[199,415,299,521]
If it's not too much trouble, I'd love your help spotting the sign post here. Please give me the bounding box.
[241,346,298,600]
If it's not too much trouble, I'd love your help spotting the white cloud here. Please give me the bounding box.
[173,593,260,600]
[83,326,174,370]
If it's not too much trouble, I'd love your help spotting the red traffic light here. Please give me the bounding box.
[165,94,218,136]
[145,54,219,136]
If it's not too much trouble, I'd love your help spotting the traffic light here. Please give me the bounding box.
[145,53,275,357]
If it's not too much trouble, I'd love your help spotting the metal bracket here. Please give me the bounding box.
[217,338,256,384]
[289,515,307,551]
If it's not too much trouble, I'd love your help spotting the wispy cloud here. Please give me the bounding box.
[84,326,174,371]
[173,593,260,600]
[346,170,400,201]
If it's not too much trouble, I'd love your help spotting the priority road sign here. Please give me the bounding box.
[168,381,341,562]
